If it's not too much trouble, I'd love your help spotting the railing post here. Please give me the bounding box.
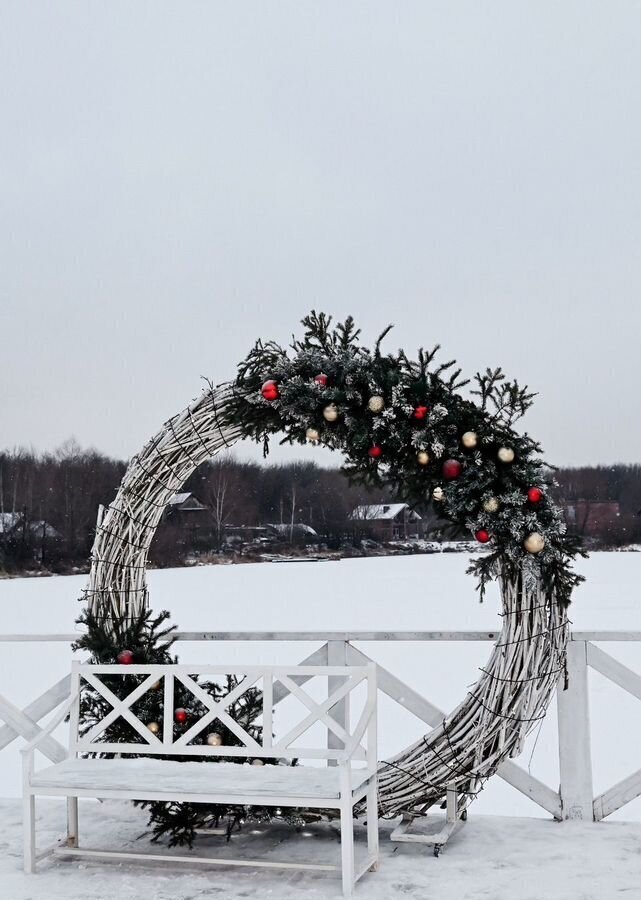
[327,639,349,767]
[557,640,594,820]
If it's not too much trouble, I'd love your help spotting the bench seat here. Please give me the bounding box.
[31,757,372,802]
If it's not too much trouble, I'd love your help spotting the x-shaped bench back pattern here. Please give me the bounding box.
[71,663,374,762]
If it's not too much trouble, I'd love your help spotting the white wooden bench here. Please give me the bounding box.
[22,661,378,897]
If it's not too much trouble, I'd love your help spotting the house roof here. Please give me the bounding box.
[166,492,207,510]
[350,503,421,521]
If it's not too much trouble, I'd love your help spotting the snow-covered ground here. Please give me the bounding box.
[1,552,639,821]
[0,796,639,900]
[0,553,639,898]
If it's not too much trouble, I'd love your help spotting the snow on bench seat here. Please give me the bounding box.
[31,757,372,800]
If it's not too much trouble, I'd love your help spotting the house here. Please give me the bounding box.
[350,503,424,541]
[564,500,621,538]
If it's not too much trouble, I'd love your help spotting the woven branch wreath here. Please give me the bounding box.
[87,312,583,818]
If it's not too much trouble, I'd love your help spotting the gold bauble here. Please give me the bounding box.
[461,431,478,449]
[497,447,515,464]
[483,497,500,513]
[305,427,320,444]
[151,680,162,691]
[367,395,385,413]
[251,758,265,766]
[322,403,339,422]
[417,450,430,466]
[147,721,160,734]
[524,532,545,554]
[206,732,223,747]
[432,486,445,501]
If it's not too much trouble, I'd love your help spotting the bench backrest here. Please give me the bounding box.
[70,662,377,765]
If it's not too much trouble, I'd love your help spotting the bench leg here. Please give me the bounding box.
[67,797,78,847]
[366,777,379,871]
[23,793,35,873]
[340,802,355,897]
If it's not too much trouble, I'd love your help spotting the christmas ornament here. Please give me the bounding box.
[147,721,160,734]
[527,487,543,504]
[174,708,189,724]
[368,445,383,459]
[497,446,515,464]
[322,403,339,422]
[442,459,463,480]
[417,450,430,466]
[116,649,134,665]
[305,427,320,444]
[475,529,491,544]
[524,532,545,554]
[367,395,385,413]
[461,431,478,449]
[314,373,328,387]
[151,679,162,691]
[261,380,280,402]
[412,405,429,421]
[251,758,265,766]
[432,486,445,501]
[206,732,223,747]
[483,497,500,513]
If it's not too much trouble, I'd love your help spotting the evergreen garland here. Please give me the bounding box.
[226,311,585,606]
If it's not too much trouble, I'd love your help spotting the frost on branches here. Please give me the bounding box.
[227,311,585,607]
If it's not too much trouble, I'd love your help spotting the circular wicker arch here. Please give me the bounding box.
[87,382,569,818]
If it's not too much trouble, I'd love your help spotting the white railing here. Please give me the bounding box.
[1,629,639,822]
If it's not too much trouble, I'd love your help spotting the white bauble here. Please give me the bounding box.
[461,431,478,449]
[323,403,339,422]
[524,532,545,554]
[432,486,445,501]
[497,447,515,463]
[251,758,265,766]
[483,497,500,513]
[367,395,385,413]
[206,732,223,747]
[305,427,320,444]
[417,450,430,466]
[147,721,160,734]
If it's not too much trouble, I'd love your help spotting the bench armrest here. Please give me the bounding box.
[20,692,78,756]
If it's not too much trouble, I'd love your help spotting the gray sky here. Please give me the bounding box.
[1,1,640,469]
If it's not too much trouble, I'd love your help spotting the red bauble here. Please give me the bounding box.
[368,445,383,459]
[442,459,463,480]
[174,708,189,724]
[412,405,429,421]
[527,487,544,504]
[314,373,329,387]
[117,649,134,665]
[261,380,280,401]
[475,529,491,544]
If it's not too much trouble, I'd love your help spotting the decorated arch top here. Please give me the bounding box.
[225,312,583,605]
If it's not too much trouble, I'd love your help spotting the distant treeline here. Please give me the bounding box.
[0,441,639,574]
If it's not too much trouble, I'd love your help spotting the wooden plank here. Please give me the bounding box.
[54,846,339,872]
[498,761,562,819]
[572,631,641,642]
[557,641,594,820]
[1,629,639,643]
[327,641,349,765]
[0,675,70,751]
[0,691,67,763]
[586,643,641,700]
[593,769,641,820]
[272,645,328,705]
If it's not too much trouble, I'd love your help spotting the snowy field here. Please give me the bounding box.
[1,552,640,821]
[0,552,639,899]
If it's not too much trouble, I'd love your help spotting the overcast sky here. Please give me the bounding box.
[1,2,639,469]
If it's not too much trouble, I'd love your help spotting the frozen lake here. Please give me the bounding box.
[1,552,639,820]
